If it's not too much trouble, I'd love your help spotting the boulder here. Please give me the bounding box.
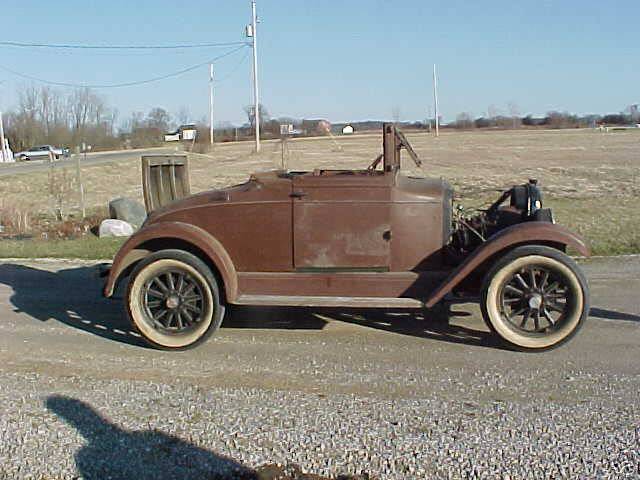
[108,197,147,228]
[99,219,135,238]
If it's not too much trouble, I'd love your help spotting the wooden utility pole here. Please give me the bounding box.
[433,64,440,137]
[77,143,86,218]
[0,110,7,163]
[209,64,214,146]
[250,0,261,152]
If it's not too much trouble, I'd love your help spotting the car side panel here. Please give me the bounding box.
[390,176,449,271]
[292,177,392,269]
[149,175,293,272]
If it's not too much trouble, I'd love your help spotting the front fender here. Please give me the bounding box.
[103,221,238,302]
[425,222,590,308]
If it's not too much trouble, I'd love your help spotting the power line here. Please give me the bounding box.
[0,45,248,89]
[0,40,249,50]
[214,47,250,84]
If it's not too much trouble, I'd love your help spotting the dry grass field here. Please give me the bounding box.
[0,128,638,256]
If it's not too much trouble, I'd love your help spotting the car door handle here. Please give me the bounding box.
[290,191,307,198]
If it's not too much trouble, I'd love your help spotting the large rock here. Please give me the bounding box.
[99,219,135,238]
[108,197,147,228]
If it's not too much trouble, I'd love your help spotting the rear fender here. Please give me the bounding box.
[425,222,590,307]
[103,222,238,302]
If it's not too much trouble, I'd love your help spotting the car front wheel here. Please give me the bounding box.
[481,245,589,351]
[126,249,225,350]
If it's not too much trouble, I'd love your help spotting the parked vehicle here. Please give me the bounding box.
[104,124,590,351]
[14,145,69,161]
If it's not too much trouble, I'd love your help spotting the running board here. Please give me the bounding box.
[232,295,424,308]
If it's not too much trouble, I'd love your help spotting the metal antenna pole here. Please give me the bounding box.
[251,0,261,152]
[209,64,214,146]
[433,64,439,138]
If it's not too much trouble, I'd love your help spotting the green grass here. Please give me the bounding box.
[0,236,125,260]
[546,197,640,256]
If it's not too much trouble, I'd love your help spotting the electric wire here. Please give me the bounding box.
[0,40,249,50]
[0,45,249,89]
[214,47,251,84]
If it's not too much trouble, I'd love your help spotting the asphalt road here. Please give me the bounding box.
[0,256,638,478]
[0,146,179,177]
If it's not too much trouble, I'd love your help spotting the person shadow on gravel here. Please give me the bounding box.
[46,395,256,480]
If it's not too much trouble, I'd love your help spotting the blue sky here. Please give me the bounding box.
[1,0,638,125]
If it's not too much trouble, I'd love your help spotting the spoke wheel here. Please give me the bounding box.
[126,250,224,350]
[499,265,571,335]
[481,246,589,351]
[142,269,206,335]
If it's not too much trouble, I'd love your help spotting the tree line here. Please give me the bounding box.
[4,85,638,152]
[452,104,640,130]
[1,86,199,152]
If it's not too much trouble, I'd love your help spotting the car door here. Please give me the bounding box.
[292,172,392,271]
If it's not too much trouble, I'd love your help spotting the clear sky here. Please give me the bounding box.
[1,0,638,126]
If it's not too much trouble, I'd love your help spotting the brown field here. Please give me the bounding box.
[0,128,639,256]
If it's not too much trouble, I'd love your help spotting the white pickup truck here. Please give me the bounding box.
[14,145,70,161]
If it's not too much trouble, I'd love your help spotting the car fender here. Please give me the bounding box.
[424,222,590,308]
[103,221,238,302]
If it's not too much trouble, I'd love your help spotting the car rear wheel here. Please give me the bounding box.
[481,245,589,351]
[126,249,224,350]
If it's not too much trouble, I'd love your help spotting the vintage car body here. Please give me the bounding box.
[105,124,590,351]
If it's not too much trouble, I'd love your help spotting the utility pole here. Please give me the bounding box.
[249,0,261,152]
[0,82,7,163]
[433,64,439,137]
[209,64,214,146]
[0,110,7,163]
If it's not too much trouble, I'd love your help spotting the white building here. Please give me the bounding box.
[342,124,355,135]
[164,124,198,142]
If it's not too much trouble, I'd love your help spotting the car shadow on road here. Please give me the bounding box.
[226,303,508,350]
[0,263,147,348]
[2,262,636,352]
[589,307,640,323]
[45,394,256,479]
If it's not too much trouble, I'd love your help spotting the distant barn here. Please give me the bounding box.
[342,124,355,135]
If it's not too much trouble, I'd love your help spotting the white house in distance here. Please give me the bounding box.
[164,124,198,142]
[342,124,355,135]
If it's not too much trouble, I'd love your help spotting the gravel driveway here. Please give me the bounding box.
[0,257,638,479]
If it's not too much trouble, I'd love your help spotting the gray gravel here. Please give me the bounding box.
[1,370,638,479]
[0,257,639,478]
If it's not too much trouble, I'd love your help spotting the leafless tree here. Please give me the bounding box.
[392,106,401,124]
[244,103,269,132]
[455,112,475,129]
[175,106,191,126]
[508,102,521,129]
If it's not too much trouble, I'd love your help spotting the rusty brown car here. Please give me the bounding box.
[104,124,590,351]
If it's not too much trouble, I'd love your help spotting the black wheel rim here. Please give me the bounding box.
[141,268,207,335]
[499,264,574,335]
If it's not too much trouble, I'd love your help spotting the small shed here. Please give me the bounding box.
[164,124,197,142]
[342,124,355,135]
[180,124,197,141]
